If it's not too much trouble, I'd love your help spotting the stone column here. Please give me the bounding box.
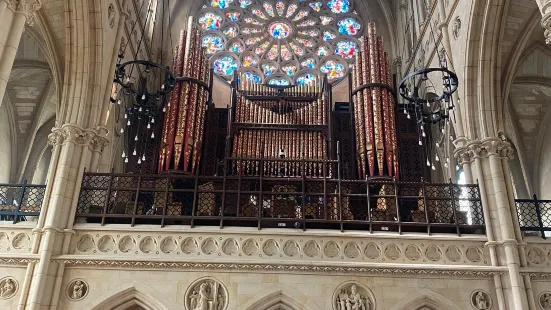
[479,138,529,310]
[22,125,98,310]
[0,0,9,20]
[0,0,41,108]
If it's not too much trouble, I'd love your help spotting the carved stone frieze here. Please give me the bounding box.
[333,281,375,310]
[56,259,505,278]
[0,277,17,299]
[0,229,33,253]
[69,230,490,267]
[184,278,228,310]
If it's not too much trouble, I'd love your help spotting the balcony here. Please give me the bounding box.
[516,195,551,239]
[75,158,485,236]
[0,180,45,223]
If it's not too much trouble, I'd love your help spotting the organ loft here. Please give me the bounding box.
[4,0,548,309]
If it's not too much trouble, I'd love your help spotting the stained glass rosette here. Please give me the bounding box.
[334,37,359,60]
[240,51,260,67]
[319,56,347,81]
[201,31,226,55]
[238,67,264,84]
[211,52,240,77]
[266,74,293,86]
[295,69,319,85]
[197,0,359,83]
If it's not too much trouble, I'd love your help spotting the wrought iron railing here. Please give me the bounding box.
[516,194,551,239]
[75,158,485,235]
[0,180,45,223]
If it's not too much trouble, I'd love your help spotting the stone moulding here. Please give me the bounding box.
[54,258,506,278]
[68,230,491,267]
[0,258,39,266]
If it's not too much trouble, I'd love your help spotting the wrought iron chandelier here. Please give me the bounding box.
[110,0,175,167]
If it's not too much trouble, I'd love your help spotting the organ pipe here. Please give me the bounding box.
[158,17,212,174]
[352,23,398,178]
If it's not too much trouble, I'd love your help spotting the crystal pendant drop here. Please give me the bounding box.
[122,151,126,158]
[137,158,142,164]
[117,99,121,105]
[162,107,166,112]
[147,123,151,129]
[422,131,426,137]
[124,157,129,163]
[151,132,155,139]
[134,135,138,141]
[133,149,137,156]
[142,155,146,161]
[407,114,411,119]
[142,94,146,100]
[431,164,436,170]
[418,139,422,146]
[435,154,440,161]
[426,159,430,166]
[151,118,155,124]
[127,120,131,126]
[120,128,124,134]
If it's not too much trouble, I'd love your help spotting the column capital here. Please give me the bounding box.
[392,57,402,69]
[453,146,472,165]
[464,137,515,160]
[542,12,551,44]
[47,124,105,148]
[8,0,41,26]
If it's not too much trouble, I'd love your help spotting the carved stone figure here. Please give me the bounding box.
[335,283,373,310]
[471,290,491,310]
[452,16,461,39]
[0,278,16,299]
[67,279,88,301]
[540,292,551,310]
[185,278,228,310]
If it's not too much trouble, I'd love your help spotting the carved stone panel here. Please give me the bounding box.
[540,292,551,310]
[67,279,89,301]
[470,290,492,310]
[333,281,375,310]
[185,278,228,310]
[0,277,17,299]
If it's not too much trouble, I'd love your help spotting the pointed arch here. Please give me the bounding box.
[235,284,319,310]
[82,281,176,310]
[387,288,463,310]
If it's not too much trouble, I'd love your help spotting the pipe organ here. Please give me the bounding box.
[231,78,330,178]
[158,17,212,174]
[351,23,398,179]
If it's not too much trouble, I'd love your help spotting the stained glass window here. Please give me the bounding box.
[213,55,239,76]
[337,17,361,35]
[199,12,223,31]
[198,0,360,82]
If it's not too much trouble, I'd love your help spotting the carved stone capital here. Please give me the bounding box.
[454,146,472,165]
[542,12,551,44]
[466,138,514,160]
[89,136,109,153]
[47,128,65,146]
[47,125,104,148]
[9,0,41,26]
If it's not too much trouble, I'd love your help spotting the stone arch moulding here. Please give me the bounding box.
[235,284,319,310]
[82,281,177,310]
[387,288,463,310]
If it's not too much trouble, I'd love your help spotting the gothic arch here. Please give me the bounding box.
[387,288,463,310]
[82,281,176,310]
[235,284,319,310]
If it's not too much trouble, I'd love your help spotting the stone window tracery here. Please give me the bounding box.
[198,0,361,84]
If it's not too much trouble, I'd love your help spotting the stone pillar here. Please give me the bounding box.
[0,0,9,20]
[21,125,100,309]
[467,138,529,310]
[0,0,40,108]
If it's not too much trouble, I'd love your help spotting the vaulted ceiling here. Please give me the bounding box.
[5,32,56,181]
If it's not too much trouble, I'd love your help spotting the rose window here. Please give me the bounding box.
[198,0,361,84]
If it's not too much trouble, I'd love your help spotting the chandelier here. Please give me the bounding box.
[111,0,175,167]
